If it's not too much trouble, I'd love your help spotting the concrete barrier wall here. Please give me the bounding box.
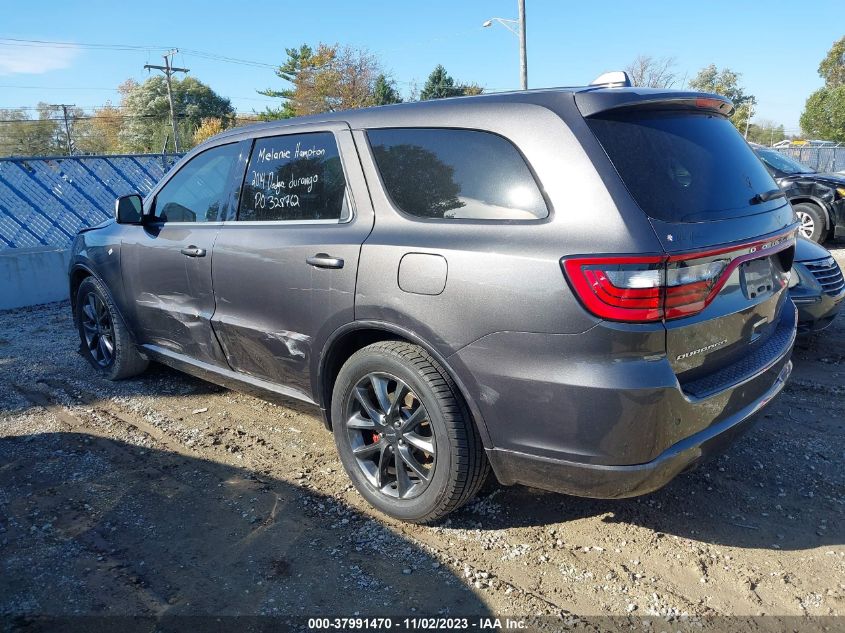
[0,247,71,310]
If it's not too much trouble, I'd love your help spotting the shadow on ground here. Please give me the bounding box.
[448,383,842,553]
[0,432,490,619]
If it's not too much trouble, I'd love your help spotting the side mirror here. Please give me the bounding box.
[115,194,143,224]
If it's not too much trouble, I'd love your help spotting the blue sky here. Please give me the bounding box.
[1,0,842,132]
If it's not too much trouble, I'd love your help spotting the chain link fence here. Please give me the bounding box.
[771,145,845,174]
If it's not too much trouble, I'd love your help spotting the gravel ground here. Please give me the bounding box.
[1,244,844,628]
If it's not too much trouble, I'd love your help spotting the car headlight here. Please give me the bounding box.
[836,187,845,199]
[788,268,801,288]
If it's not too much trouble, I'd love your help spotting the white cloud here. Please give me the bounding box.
[0,44,80,75]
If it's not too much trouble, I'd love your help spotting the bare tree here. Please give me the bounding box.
[624,55,678,88]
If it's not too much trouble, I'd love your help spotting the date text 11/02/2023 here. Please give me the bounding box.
[307,617,527,630]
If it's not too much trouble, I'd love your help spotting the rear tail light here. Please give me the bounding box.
[663,260,728,319]
[562,233,795,323]
[695,97,732,114]
[564,257,664,322]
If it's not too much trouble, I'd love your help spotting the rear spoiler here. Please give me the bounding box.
[575,89,734,118]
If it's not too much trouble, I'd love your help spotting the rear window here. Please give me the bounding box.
[587,112,779,223]
[368,128,548,220]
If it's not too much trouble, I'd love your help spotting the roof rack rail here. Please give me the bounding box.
[589,71,632,88]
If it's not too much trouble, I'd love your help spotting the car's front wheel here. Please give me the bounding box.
[793,202,826,243]
[331,341,489,523]
[74,276,148,380]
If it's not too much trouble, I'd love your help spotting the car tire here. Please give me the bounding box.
[331,341,489,523]
[74,276,148,380]
[793,202,826,243]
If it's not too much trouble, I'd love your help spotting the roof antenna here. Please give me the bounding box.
[589,71,632,88]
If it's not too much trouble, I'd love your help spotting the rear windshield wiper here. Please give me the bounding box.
[750,189,786,205]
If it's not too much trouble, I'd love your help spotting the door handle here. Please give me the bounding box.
[306,253,344,269]
[180,246,206,257]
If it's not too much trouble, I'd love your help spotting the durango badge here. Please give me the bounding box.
[676,339,729,361]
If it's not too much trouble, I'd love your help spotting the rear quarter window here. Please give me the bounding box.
[367,128,548,220]
[587,112,779,223]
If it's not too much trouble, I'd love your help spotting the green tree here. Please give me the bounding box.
[75,102,125,154]
[419,65,483,100]
[800,86,845,142]
[259,44,383,119]
[420,65,458,100]
[818,36,845,88]
[373,74,402,105]
[0,104,61,157]
[460,83,484,96]
[259,44,317,119]
[688,64,754,131]
[800,37,845,142]
[119,76,234,152]
[745,120,786,146]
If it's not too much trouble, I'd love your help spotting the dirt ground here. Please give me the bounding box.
[1,244,844,629]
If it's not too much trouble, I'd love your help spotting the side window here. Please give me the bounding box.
[238,132,348,222]
[153,143,241,223]
[367,128,548,220]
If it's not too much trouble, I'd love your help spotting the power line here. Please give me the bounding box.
[0,113,263,123]
[0,36,168,50]
[0,96,279,110]
[0,37,279,69]
[0,84,119,91]
[0,37,511,87]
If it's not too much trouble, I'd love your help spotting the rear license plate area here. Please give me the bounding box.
[741,257,775,300]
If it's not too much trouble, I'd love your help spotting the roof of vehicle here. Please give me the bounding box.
[211,85,733,143]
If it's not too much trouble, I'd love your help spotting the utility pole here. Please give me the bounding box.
[518,0,527,90]
[51,104,75,155]
[482,0,528,90]
[744,97,755,140]
[145,50,189,152]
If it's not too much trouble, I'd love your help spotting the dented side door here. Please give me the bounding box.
[209,122,374,398]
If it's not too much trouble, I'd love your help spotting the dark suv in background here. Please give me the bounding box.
[70,80,797,522]
[752,145,845,243]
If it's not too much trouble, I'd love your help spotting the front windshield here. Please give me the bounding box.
[756,148,815,175]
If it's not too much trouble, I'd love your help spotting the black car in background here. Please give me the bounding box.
[753,145,845,243]
[790,237,845,333]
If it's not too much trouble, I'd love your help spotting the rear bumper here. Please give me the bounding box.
[486,359,792,498]
[450,305,796,498]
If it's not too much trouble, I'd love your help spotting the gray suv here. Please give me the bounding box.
[70,83,798,523]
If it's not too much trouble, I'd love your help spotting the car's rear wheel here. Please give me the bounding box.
[793,202,826,243]
[331,341,488,523]
[75,276,148,380]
